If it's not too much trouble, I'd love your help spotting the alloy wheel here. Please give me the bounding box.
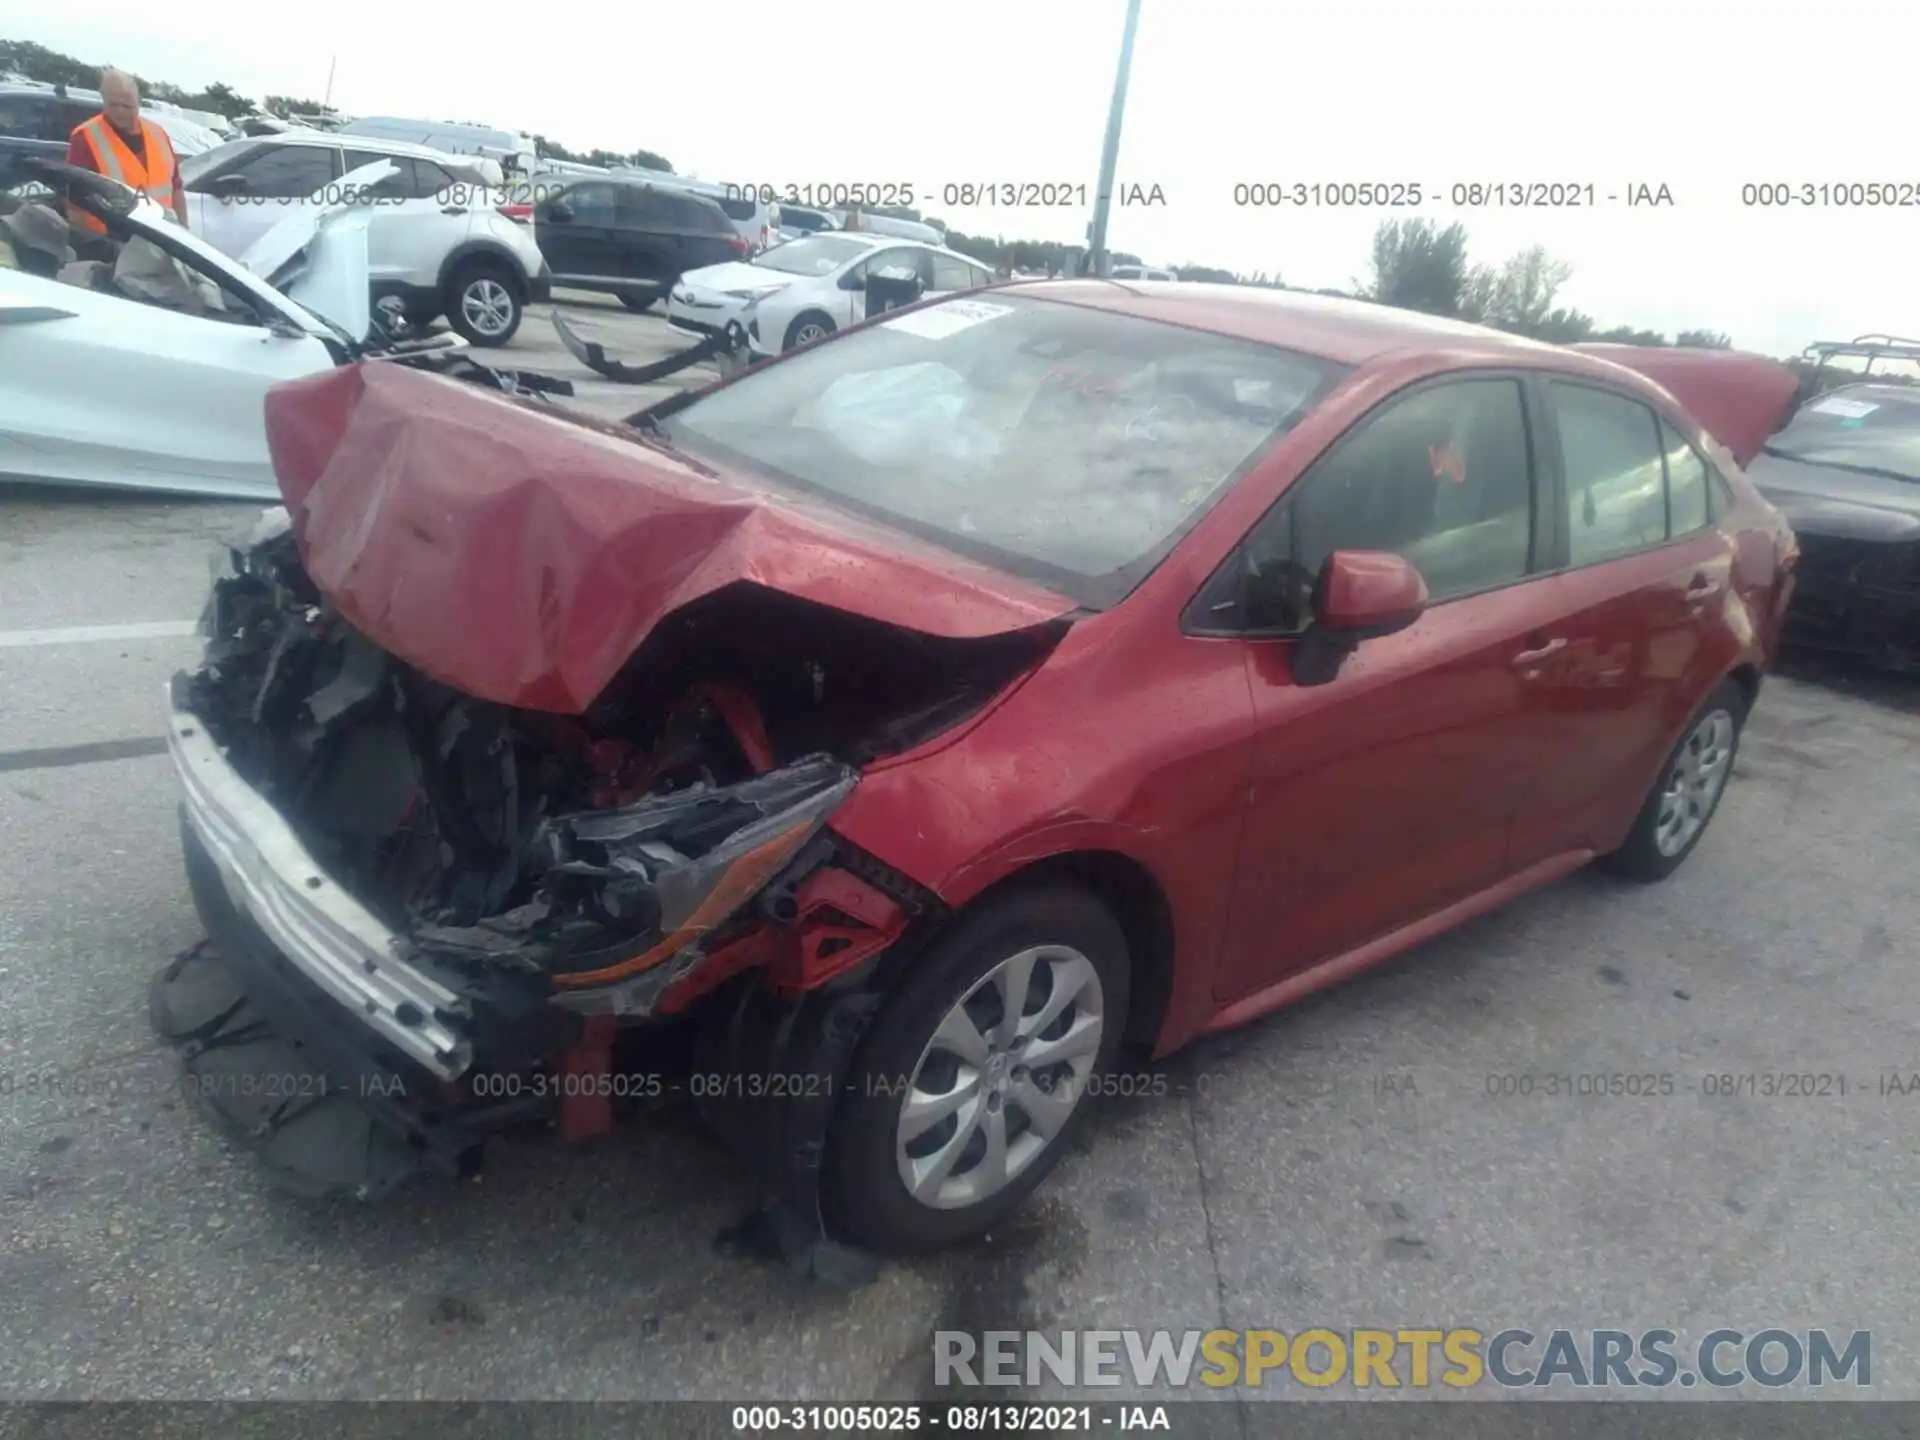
[1654,707,1736,856]
[462,278,515,338]
[895,944,1105,1210]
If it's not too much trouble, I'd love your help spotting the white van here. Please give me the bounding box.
[836,211,944,245]
[338,117,537,177]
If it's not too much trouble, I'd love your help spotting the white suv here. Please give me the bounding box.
[180,133,550,345]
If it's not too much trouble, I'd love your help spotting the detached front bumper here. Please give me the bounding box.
[168,699,472,1080]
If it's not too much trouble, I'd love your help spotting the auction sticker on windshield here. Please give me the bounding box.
[883,299,1015,341]
[1807,396,1879,418]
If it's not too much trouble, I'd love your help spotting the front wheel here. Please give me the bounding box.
[784,312,836,351]
[444,260,523,346]
[1602,677,1747,882]
[822,884,1130,1254]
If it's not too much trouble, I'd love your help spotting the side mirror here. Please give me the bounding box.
[1292,550,1428,686]
[547,201,572,222]
[209,173,247,198]
[839,270,865,291]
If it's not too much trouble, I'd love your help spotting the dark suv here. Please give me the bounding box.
[0,84,95,186]
[523,176,746,312]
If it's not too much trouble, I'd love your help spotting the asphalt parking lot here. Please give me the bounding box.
[3,299,1919,1406]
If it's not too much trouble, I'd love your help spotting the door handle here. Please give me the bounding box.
[1511,637,1567,667]
[441,204,467,215]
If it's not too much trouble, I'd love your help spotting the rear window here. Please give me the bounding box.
[1767,386,1920,482]
[716,194,758,221]
[662,293,1349,607]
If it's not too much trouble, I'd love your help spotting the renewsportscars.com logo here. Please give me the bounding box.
[934,1328,1871,1390]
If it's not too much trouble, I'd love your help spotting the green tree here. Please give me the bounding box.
[1360,218,1473,317]
[1676,328,1733,349]
[1591,325,1669,347]
[263,94,334,119]
[1462,244,1573,331]
[0,40,94,88]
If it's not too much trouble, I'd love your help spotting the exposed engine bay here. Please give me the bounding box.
[176,521,1057,1010]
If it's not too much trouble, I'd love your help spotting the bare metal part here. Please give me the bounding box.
[168,703,473,1080]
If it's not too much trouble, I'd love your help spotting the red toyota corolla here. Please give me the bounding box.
[157,283,1798,1266]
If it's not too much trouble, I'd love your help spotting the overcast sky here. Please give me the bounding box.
[23,0,1917,357]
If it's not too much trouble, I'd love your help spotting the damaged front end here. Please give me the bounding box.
[158,516,1053,1258]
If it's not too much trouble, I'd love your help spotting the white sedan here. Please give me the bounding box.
[665,233,995,358]
[0,162,384,498]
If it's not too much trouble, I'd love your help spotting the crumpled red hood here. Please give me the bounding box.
[263,362,1077,713]
[1570,345,1801,467]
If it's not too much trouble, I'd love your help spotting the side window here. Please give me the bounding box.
[230,144,340,198]
[343,149,410,199]
[1292,378,1536,608]
[1552,383,1668,565]
[58,100,98,139]
[930,252,977,291]
[562,182,622,224]
[657,192,725,231]
[864,247,927,285]
[1660,418,1711,536]
[411,160,458,199]
[614,184,668,226]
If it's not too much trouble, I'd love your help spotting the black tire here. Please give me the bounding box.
[821,883,1131,1255]
[620,292,659,313]
[784,311,836,352]
[443,258,523,347]
[1601,677,1748,883]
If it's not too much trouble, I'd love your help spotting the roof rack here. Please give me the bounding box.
[1800,334,1920,377]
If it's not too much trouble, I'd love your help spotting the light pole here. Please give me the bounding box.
[1086,0,1143,278]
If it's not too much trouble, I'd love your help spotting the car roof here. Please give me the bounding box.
[562,174,732,217]
[1001,279,1592,368]
[250,130,465,163]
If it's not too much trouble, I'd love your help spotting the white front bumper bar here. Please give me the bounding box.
[168,704,473,1079]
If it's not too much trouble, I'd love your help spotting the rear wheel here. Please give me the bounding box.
[1602,678,1747,882]
[822,884,1130,1254]
[444,259,523,346]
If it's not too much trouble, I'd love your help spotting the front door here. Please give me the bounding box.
[186,141,341,261]
[1212,374,1560,1002]
[537,181,622,282]
[0,267,334,495]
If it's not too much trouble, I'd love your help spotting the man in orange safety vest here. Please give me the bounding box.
[65,69,189,246]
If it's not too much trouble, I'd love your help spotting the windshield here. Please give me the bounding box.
[1769,385,1920,481]
[661,293,1348,606]
[178,139,255,185]
[752,235,874,276]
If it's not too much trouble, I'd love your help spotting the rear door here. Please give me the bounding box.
[186,141,341,260]
[1209,374,1561,1001]
[536,180,623,281]
[341,152,468,286]
[639,188,735,279]
[1505,378,1739,866]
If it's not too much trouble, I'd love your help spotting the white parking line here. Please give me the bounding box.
[0,620,197,650]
